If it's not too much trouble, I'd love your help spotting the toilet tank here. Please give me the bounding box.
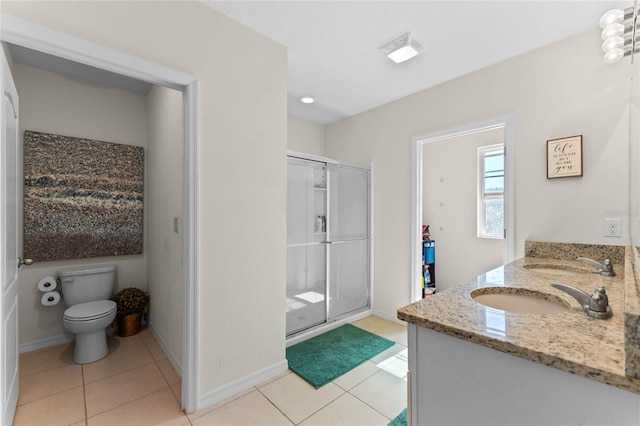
[58,265,116,307]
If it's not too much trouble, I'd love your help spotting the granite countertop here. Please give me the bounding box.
[398,244,640,395]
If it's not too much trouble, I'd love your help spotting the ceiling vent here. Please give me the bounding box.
[379,32,425,64]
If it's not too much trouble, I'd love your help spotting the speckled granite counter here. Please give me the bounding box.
[625,246,640,378]
[398,242,640,395]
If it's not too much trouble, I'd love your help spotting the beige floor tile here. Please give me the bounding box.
[19,343,75,377]
[376,347,408,379]
[13,386,85,426]
[373,323,408,346]
[259,372,344,424]
[18,364,83,406]
[16,316,409,426]
[187,387,255,421]
[332,361,380,391]
[192,390,293,426]
[171,382,182,406]
[369,343,406,364]
[300,393,390,426]
[350,370,407,419]
[351,316,395,333]
[83,338,155,384]
[85,362,169,417]
[158,358,181,386]
[255,369,292,389]
[106,334,149,355]
[87,387,189,426]
[145,338,168,361]
[138,326,156,343]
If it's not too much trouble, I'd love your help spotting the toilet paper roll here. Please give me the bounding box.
[41,291,61,307]
[37,275,57,292]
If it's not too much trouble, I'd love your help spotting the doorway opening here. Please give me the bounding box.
[1,15,199,412]
[410,116,515,302]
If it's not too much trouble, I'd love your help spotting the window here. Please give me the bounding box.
[478,144,504,239]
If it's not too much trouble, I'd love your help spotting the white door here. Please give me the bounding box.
[1,47,20,426]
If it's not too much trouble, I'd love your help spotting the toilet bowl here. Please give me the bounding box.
[63,300,117,364]
[58,265,117,364]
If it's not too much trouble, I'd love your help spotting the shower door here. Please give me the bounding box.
[286,158,328,335]
[326,164,370,320]
[286,156,370,336]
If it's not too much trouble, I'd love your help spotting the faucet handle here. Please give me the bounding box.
[589,287,610,313]
[551,282,613,319]
[601,259,615,276]
[576,257,616,277]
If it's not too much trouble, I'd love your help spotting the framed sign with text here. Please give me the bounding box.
[547,135,583,179]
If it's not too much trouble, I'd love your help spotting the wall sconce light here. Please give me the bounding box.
[600,4,639,64]
[379,32,425,64]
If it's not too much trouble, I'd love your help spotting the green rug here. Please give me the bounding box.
[286,323,395,388]
[388,409,407,426]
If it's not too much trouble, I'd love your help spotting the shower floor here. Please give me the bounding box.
[286,285,367,336]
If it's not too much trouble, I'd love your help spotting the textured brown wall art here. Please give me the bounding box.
[23,131,144,262]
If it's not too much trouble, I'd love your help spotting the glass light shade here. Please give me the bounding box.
[604,48,624,64]
[387,45,419,63]
[602,36,624,52]
[599,9,624,28]
[601,23,624,40]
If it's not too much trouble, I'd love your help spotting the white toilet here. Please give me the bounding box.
[59,265,117,364]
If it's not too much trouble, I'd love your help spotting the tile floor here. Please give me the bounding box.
[14,316,407,425]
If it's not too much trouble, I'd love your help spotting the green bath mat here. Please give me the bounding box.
[286,323,395,388]
[389,409,407,426]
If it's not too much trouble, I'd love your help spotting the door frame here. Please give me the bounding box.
[410,115,516,302]
[0,15,200,412]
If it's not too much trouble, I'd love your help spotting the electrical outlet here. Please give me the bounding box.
[604,218,622,238]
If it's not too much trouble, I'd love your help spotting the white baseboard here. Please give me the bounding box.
[148,321,182,374]
[372,308,405,325]
[19,333,74,354]
[197,359,289,411]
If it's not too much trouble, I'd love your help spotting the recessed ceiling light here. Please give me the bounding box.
[299,96,316,104]
[379,32,425,64]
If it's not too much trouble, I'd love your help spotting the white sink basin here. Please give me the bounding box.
[471,288,570,314]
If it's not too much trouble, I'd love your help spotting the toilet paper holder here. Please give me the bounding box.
[37,275,61,307]
[40,291,61,307]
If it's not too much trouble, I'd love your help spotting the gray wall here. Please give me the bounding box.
[146,85,183,369]
[288,115,325,157]
[4,0,288,403]
[12,62,149,349]
[423,128,504,291]
[325,28,632,321]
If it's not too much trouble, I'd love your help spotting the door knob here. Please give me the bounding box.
[18,258,33,267]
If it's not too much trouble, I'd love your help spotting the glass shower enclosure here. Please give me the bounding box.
[286,155,371,337]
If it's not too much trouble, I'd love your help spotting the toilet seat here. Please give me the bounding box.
[64,300,116,322]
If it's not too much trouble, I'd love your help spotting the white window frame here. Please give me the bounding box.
[478,144,504,239]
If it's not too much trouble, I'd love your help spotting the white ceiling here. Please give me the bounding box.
[6,1,629,126]
[204,0,629,125]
